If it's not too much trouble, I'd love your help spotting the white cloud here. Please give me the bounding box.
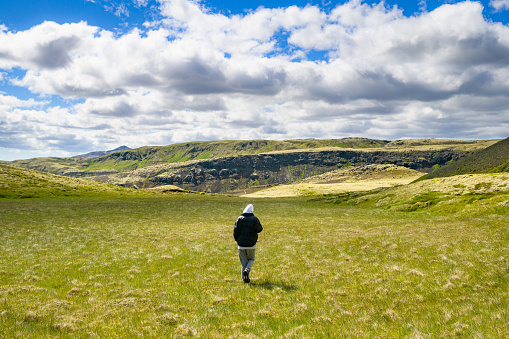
[419,0,427,13]
[113,3,130,17]
[133,0,149,7]
[0,94,48,111]
[0,21,98,70]
[491,0,509,12]
[87,0,134,18]
[1,0,509,158]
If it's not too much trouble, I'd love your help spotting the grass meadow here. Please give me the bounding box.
[0,193,508,338]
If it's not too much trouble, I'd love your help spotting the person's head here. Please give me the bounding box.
[243,204,254,214]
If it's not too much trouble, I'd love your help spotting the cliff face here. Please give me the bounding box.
[100,149,469,193]
[8,138,495,194]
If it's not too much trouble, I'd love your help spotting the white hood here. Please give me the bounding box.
[243,204,254,214]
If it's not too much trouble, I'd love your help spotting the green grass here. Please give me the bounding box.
[419,137,509,181]
[325,173,509,216]
[1,193,508,338]
[86,158,140,172]
[0,164,149,199]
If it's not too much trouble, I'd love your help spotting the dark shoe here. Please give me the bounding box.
[243,269,250,283]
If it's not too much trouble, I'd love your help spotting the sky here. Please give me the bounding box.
[1,0,509,160]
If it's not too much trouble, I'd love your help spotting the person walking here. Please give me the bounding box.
[233,204,263,283]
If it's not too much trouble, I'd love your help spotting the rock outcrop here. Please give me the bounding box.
[97,148,470,193]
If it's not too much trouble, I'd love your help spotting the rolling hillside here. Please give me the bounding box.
[326,172,509,215]
[4,139,387,177]
[0,164,145,199]
[7,138,494,175]
[419,137,509,180]
[242,164,425,197]
[2,138,500,194]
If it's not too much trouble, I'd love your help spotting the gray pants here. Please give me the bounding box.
[238,248,255,276]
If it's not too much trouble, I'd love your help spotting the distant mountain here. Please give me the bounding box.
[418,137,509,181]
[73,146,131,159]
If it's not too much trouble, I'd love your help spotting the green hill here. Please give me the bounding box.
[0,164,145,199]
[4,138,499,194]
[5,138,388,175]
[323,171,509,215]
[419,137,509,180]
[7,138,494,177]
[83,138,390,171]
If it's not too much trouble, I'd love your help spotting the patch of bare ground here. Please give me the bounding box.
[243,165,424,197]
[145,185,190,193]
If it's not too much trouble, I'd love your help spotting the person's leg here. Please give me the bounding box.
[238,249,248,279]
[245,248,256,275]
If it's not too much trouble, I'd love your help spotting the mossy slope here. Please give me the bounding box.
[327,172,509,215]
[0,164,143,199]
[420,137,509,180]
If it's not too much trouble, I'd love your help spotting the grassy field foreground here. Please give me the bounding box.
[0,194,508,338]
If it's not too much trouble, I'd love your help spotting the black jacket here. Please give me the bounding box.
[233,213,263,247]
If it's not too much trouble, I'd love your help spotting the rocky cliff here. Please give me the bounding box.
[7,138,497,194]
[96,148,470,193]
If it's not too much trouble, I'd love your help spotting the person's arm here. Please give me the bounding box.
[233,217,241,241]
[256,218,263,233]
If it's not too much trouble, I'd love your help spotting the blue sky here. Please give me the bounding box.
[1,0,509,160]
